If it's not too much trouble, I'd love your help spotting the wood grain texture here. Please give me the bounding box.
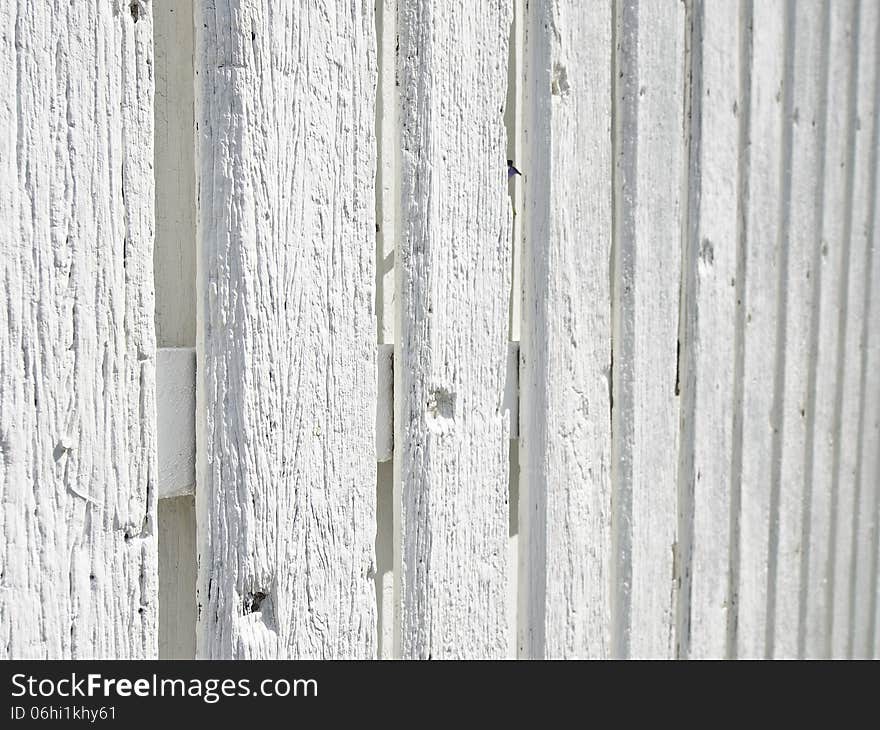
[774,0,825,660]
[519,0,613,659]
[736,0,787,660]
[677,0,744,659]
[836,0,878,659]
[803,0,857,659]
[612,0,686,659]
[194,1,377,659]
[0,1,157,658]
[394,0,513,659]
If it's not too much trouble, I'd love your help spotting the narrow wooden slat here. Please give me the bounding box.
[154,0,198,662]
[837,0,879,658]
[395,0,513,659]
[851,5,880,655]
[375,0,398,660]
[519,0,613,658]
[863,43,880,658]
[158,496,197,659]
[803,0,858,659]
[736,0,787,660]
[0,3,157,657]
[194,2,377,658]
[773,0,825,659]
[678,0,745,659]
[376,0,397,348]
[154,0,196,348]
[612,0,686,659]
[504,0,526,660]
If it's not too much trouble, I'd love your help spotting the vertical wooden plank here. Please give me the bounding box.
[504,0,525,661]
[154,0,197,660]
[851,5,880,658]
[158,496,197,659]
[612,0,686,659]
[677,0,744,659]
[505,0,524,344]
[773,0,825,660]
[375,0,397,661]
[803,0,858,659]
[376,0,397,347]
[395,0,513,659]
[0,3,157,657]
[836,0,878,658]
[519,0,613,658]
[861,59,880,659]
[154,0,196,347]
[195,2,377,658]
[736,0,787,660]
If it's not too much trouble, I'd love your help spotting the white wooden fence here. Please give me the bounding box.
[1,0,879,660]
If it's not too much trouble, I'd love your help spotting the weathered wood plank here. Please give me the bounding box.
[862,42,880,658]
[0,2,157,657]
[678,0,744,659]
[736,0,787,660]
[837,0,879,659]
[395,0,513,659]
[851,3,880,658]
[773,0,825,660]
[519,0,613,658]
[803,0,858,659]
[195,2,377,659]
[612,0,686,659]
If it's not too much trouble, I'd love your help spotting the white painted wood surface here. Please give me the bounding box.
[677,0,744,659]
[157,348,196,498]
[519,0,613,659]
[804,0,858,659]
[154,0,196,348]
[504,0,525,660]
[194,1,377,658]
[4,0,880,662]
[850,2,880,656]
[376,344,394,462]
[736,0,787,660]
[374,1,397,661]
[394,0,513,659]
[612,0,686,659]
[856,8,880,658]
[0,3,157,658]
[775,0,825,660]
[153,0,198,661]
[835,0,878,659]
